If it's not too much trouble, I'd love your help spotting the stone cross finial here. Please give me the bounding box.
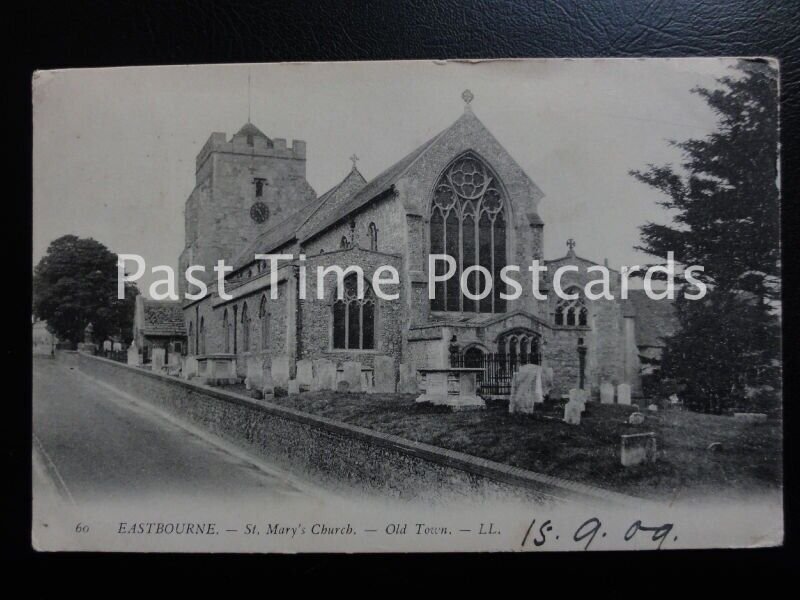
[567,238,576,253]
[350,154,359,169]
[462,89,474,109]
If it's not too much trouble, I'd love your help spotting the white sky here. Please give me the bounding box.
[32,59,734,294]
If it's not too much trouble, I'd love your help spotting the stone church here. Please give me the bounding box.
[178,92,674,398]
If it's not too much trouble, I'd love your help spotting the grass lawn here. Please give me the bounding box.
[258,390,782,501]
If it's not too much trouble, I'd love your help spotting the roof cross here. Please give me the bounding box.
[567,238,576,252]
[350,154,359,169]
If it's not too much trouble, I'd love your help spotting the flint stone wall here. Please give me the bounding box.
[76,352,634,506]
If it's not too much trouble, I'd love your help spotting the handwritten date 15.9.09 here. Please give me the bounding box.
[521,517,676,550]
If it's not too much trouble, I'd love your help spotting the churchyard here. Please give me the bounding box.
[260,390,782,501]
[125,350,781,501]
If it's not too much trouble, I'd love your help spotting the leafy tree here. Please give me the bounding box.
[631,60,781,413]
[33,235,139,346]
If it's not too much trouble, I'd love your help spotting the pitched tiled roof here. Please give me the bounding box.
[142,299,186,336]
[298,120,455,244]
[626,290,678,348]
[232,167,367,270]
[235,122,270,141]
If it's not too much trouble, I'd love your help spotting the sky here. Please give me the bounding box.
[32,59,735,295]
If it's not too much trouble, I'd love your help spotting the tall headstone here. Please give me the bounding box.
[564,399,582,425]
[569,388,587,413]
[127,343,140,366]
[361,369,374,394]
[341,361,362,392]
[541,366,554,399]
[288,379,300,395]
[151,348,165,372]
[600,381,615,404]
[313,359,336,391]
[296,359,314,392]
[246,356,263,390]
[271,355,290,395]
[398,363,419,394]
[112,341,122,352]
[509,364,543,414]
[183,355,198,379]
[261,365,274,396]
[373,355,396,393]
[617,383,632,406]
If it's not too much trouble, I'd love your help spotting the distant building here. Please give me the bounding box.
[32,319,57,355]
[132,296,187,360]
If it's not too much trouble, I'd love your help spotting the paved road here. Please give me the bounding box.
[33,357,314,505]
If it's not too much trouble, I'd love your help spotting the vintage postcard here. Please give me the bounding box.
[32,59,782,552]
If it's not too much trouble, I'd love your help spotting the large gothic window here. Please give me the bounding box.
[555,287,588,327]
[199,317,205,355]
[430,153,507,313]
[332,274,375,350]
[188,321,194,356]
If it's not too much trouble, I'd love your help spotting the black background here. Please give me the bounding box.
[8,0,799,574]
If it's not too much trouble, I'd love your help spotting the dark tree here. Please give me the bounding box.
[631,60,780,413]
[33,235,139,346]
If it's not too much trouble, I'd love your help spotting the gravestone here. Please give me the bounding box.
[245,356,263,390]
[341,361,362,392]
[621,432,657,466]
[168,352,181,367]
[600,381,615,404]
[288,379,300,395]
[151,348,165,372]
[509,364,543,414]
[568,388,587,413]
[628,412,645,425]
[271,355,290,395]
[312,359,336,391]
[113,341,122,352]
[617,383,632,406]
[373,355,396,393]
[361,368,374,394]
[647,403,659,412]
[103,340,112,352]
[337,380,350,393]
[296,359,313,392]
[564,399,582,425]
[261,365,274,396]
[733,413,768,422]
[398,363,419,394]
[541,366,554,399]
[127,343,140,366]
[183,355,198,380]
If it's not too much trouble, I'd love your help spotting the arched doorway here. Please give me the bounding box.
[463,346,485,368]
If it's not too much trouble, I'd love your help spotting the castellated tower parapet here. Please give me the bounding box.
[195,130,307,177]
[179,123,316,298]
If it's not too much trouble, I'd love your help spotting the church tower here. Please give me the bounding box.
[179,122,317,296]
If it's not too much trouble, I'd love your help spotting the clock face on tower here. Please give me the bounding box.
[250,201,269,224]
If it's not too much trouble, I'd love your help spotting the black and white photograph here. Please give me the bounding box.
[31,58,782,552]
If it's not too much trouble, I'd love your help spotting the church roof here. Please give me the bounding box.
[234,122,270,141]
[298,118,457,244]
[625,290,678,348]
[141,299,186,337]
[232,166,367,269]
